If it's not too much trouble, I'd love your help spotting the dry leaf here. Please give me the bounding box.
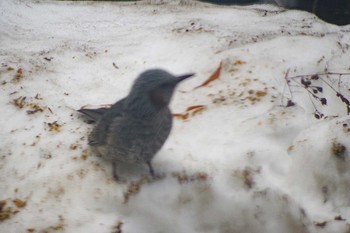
[256,90,267,97]
[190,106,205,116]
[0,208,11,221]
[26,103,44,115]
[69,144,78,150]
[46,121,62,132]
[233,60,246,65]
[185,105,205,112]
[315,221,327,228]
[194,62,223,89]
[13,96,26,108]
[13,199,26,208]
[173,113,189,120]
[173,105,206,120]
[12,68,23,82]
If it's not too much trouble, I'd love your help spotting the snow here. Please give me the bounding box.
[1,0,350,232]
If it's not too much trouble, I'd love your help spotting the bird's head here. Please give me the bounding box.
[126,69,194,116]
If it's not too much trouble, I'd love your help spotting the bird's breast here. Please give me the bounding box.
[106,108,172,162]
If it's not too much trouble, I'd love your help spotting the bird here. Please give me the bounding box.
[78,69,194,180]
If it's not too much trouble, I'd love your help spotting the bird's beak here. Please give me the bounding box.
[176,73,195,83]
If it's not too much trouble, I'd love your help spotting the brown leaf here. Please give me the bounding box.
[13,199,26,208]
[17,68,23,76]
[173,105,206,120]
[13,96,26,108]
[315,221,327,228]
[12,68,23,82]
[0,200,11,221]
[173,113,189,120]
[233,60,246,65]
[46,121,62,132]
[255,90,267,97]
[194,62,223,89]
[185,105,205,112]
[0,208,11,221]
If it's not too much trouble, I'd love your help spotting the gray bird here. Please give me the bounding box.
[78,69,194,180]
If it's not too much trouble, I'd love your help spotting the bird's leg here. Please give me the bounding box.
[147,161,155,177]
[112,162,119,181]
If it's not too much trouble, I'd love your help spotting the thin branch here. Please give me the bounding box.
[285,71,350,116]
[281,69,292,106]
[287,72,350,80]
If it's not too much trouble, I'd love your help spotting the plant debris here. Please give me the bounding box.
[12,68,23,83]
[13,96,26,108]
[46,121,62,132]
[173,105,206,120]
[112,221,124,233]
[0,198,27,222]
[244,89,268,105]
[13,198,26,208]
[194,62,223,89]
[123,176,151,204]
[26,103,44,114]
[233,60,246,65]
[69,144,78,150]
[34,93,43,100]
[0,200,11,221]
[44,57,53,61]
[12,95,45,115]
[173,113,189,120]
[331,141,347,160]
[284,71,350,119]
[233,166,261,189]
[171,171,208,184]
[314,221,328,228]
[334,215,346,221]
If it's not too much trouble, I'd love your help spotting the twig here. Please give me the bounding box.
[285,71,350,117]
[281,69,292,106]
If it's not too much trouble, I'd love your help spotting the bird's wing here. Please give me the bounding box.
[87,98,126,146]
[78,97,126,123]
[78,107,110,123]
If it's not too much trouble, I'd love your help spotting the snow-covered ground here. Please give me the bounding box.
[1,0,350,232]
